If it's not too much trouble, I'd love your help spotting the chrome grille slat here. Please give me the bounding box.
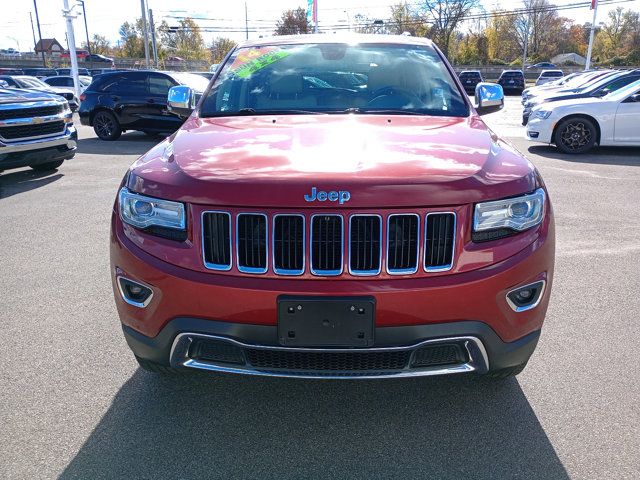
[349,215,382,275]
[310,214,343,276]
[273,214,305,275]
[424,212,456,272]
[386,214,419,275]
[237,213,268,274]
[202,211,232,271]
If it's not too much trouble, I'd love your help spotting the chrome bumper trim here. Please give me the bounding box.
[169,332,490,379]
[0,126,76,154]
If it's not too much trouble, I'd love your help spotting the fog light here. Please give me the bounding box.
[506,280,545,312]
[117,277,153,308]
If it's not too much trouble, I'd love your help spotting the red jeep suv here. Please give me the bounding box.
[111,35,554,379]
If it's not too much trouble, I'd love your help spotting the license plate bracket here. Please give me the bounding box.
[277,296,375,347]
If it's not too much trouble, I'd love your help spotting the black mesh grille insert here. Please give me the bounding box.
[0,120,65,140]
[190,340,245,365]
[0,105,63,121]
[237,213,267,272]
[350,216,381,274]
[425,213,455,270]
[273,215,304,274]
[247,349,410,371]
[202,212,231,269]
[411,344,467,367]
[387,215,419,272]
[311,215,343,274]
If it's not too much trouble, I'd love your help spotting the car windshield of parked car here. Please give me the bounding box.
[170,73,210,92]
[18,76,50,89]
[199,43,468,117]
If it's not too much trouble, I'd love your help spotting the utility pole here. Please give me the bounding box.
[62,0,81,99]
[522,15,530,71]
[33,0,46,67]
[78,1,93,69]
[29,12,37,54]
[149,9,158,67]
[140,0,150,68]
[585,0,599,70]
[245,2,249,40]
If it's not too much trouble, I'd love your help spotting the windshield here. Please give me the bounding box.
[200,43,468,117]
[18,77,49,89]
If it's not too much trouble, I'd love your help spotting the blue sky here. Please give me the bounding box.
[3,0,639,51]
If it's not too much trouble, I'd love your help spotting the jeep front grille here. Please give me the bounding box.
[201,211,456,277]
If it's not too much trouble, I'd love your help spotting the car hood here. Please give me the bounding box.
[0,88,63,104]
[127,114,537,208]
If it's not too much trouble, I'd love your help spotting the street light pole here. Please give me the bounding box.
[78,1,93,70]
[62,0,81,99]
[140,0,150,68]
[585,0,599,70]
[33,0,46,67]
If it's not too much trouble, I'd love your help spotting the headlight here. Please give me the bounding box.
[118,187,186,232]
[534,110,552,119]
[472,188,545,242]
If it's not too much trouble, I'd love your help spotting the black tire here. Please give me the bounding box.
[93,110,121,141]
[135,355,183,375]
[484,362,527,379]
[554,117,597,154]
[30,160,64,171]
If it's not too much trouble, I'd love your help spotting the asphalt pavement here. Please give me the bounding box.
[1,97,639,479]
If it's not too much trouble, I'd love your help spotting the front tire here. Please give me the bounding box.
[554,117,597,154]
[93,110,121,141]
[30,160,64,171]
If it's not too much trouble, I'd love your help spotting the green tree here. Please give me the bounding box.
[417,0,480,55]
[161,18,208,61]
[210,37,237,63]
[274,7,311,35]
[82,34,111,55]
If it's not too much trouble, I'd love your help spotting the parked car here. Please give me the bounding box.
[527,62,556,70]
[43,75,92,93]
[535,69,563,86]
[528,78,640,153]
[90,68,117,76]
[0,68,24,75]
[458,70,483,93]
[0,75,80,110]
[61,49,90,59]
[189,71,214,80]
[523,69,640,124]
[22,68,59,79]
[497,70,525,94]
[85,54,115,67]
[522,71,595,104]
[0,88,76,173]
[79,70,209,140]
[0,48,22,58]
[110,35,554,380]
[56,68,91,76]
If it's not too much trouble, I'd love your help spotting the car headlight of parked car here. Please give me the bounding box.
[472,188,545,242]
[118,187,186,232]
[533,110,552,120]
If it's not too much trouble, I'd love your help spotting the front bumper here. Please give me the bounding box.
[526,116,554,144]
[0,126,77,169]
[124,318,540,379]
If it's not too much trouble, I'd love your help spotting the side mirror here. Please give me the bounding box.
[474,82,504,116]
[168,85,195,117]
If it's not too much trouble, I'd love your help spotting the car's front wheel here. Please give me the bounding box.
[93,110,122,141]
[554,117,597,154]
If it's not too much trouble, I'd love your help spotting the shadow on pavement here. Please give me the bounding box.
[528,145,640,166]
[60,370,568,479]
[76,132,160,156]
[0,169,63,199]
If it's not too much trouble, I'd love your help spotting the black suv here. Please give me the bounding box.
[78,71,209,140]
[497,70,525,94]
[458,70,483,94]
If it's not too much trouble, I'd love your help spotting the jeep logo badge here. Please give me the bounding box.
[304,187,351,205]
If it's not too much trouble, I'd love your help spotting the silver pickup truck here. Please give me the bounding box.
[0,88,77,174]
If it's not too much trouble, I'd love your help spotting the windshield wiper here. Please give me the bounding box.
[341,107,427,115]
[227,108,321,115]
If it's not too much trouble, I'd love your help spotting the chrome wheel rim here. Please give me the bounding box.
[560,122,591,151]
